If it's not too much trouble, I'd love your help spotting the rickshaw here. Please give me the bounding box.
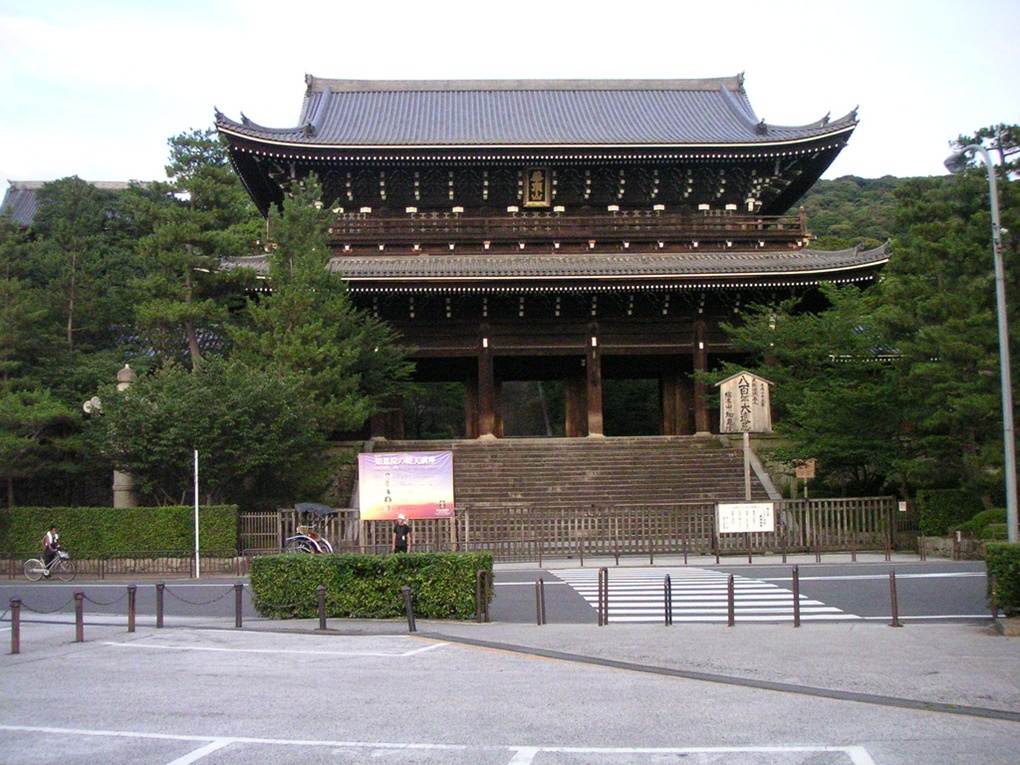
[283,502,336,554]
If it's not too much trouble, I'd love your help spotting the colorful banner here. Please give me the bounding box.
[357,451,455,521]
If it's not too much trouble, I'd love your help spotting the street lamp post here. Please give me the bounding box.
[945,143,1017,543]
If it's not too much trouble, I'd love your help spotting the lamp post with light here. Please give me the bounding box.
[944,142,1017,543]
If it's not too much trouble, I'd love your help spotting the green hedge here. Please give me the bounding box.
[953,508,1007,537]
[917,489,984,536]
[250,552,494,620]
[982,523,1009,541]
[0,506,238,556]
[986,543,1020,616]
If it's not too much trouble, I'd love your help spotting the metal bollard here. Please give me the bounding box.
[814,536,822,564]
[234,583,244,629]
[401,585,416,632]
[538,538,543,569]
[884,529,892,562]
[746,533,753,565]
[535,578,546,626]
[597,567,609,626]
[781,528,788,564]
[919,536,927,562]
[664,574,673,626]
[578,540,584,568]
[475,570,485,623]
[10,598,20,654]
[714,534,720,565]
[127,585,136,633]
[952,532,961,562]
[990,574,999,620]
[155,583,165,628]
[792,565,801,628]
[850,534,857,563]
[613,540,620,567]
[683,536,688,566]
[727,574,735,627]
[316,585,327,630]
[649,536,654,565]
[74,592,84,643]
[889,571,903,628]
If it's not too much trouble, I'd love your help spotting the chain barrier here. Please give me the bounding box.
[0,608,8,623]
[164,585,235,607]
[19,595,77,614]
[81,592,129,607]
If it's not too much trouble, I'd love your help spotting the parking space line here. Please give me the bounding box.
[165,738,233,765]
[99,640,448,658]
[0,725,877,763]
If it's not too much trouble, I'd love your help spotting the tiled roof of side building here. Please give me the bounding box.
[1,181,142,227]
[215,75,857,148]
[222,243,889,282]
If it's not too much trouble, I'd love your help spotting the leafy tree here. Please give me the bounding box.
[89,359,329,508]
[133,129,259,368]
[0,387,76,507]
[720,284,902,495]
[228,176,414,435]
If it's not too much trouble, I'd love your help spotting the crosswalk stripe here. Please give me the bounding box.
[554,566,856,623]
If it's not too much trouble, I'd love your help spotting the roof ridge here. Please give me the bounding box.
[303,75,745,94]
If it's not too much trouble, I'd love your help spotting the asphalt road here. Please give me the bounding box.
[0,559,990,628]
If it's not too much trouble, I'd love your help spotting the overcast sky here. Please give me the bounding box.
[1,0,1017,191]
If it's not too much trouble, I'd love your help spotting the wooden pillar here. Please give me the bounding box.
[477,334,496,439]
[494,380,504,438]
[586,328,604,437]
[693,319,711,435]
[370,411,387,440]
[464,375,479,439]
[565,371,587,437]
[677,377,692,435]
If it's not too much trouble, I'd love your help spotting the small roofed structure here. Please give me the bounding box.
[0,180,142,228]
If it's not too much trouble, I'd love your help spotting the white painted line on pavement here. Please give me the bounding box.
[99,640,449,658]
[495,581,568,586]
[165,738,233,765]
[760,572,986,582]
[0,725,877,764]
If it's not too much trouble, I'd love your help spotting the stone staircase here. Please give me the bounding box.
[370,436,769,510]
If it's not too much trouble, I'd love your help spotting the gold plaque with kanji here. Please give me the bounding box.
[524,167,551,207]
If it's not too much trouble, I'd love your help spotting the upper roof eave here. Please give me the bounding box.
[215,118,857,153]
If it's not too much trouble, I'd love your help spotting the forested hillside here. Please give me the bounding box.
[800,175,907,249]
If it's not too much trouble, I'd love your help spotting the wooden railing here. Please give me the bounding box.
[239,498,900,562]
[327,210,807,246]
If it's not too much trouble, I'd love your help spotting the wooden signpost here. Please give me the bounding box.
[715,371,773,500]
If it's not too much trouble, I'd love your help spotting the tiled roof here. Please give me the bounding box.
[1,180,139,227]
[223,243,889,283]
[216,75,857,148]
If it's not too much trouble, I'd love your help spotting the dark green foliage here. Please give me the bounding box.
[953,508,1008,536]
[916,489,985,536]
[0,505,237,555]
[800,175,905,249]
[982,524,1009,541]
[249,551,493,620]
[88,358,330,508]
[228,176,413,436]
[985,543,1020,616]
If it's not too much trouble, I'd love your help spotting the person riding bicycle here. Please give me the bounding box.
[42,525,59,576]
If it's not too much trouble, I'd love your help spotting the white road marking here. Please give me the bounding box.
[99,640,449,658]
[165,738,233,764]
[556,566,856,623]
[760,572,985,582]
[0,724,877,764]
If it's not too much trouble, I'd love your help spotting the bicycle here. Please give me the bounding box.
[24,548,76,582]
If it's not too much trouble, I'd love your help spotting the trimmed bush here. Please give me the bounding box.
[0,506,238,556]
[917,489,984,536]
[981,523,1009,541]
[250,551,494,620]
[986,543,1020,616]
[952,508,1007,537]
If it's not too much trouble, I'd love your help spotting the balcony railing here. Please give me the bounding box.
[327,210,808,247]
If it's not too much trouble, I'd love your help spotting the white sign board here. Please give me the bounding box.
[716,502,776,534]
[716,371,773,434]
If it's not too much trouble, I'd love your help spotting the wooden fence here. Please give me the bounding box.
[240,497,901,562]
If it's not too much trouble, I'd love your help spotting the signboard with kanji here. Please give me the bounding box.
[716,371,773,434]
[794,459,816,479]
[716,502,776,534]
